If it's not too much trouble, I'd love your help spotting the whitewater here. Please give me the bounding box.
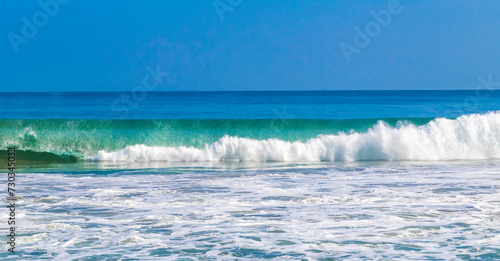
[93,112,500,162]
[7,162,500,260]
[4,91,500,260]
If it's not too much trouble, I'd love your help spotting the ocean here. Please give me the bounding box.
[2,91,500,260]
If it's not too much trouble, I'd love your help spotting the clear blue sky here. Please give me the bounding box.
[2,0,500,92]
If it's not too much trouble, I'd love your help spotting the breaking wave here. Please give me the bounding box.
[91,112,500,162]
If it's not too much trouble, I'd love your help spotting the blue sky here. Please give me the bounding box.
[1,0,500,91]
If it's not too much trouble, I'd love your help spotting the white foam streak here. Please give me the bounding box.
[91,112,500,162]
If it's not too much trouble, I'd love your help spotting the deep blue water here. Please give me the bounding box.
[2,90,499,119]
[3,91,500,260]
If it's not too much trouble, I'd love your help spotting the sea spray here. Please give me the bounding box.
[92,112,500,162]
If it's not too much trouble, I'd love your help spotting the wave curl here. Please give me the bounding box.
[91,112,500,162]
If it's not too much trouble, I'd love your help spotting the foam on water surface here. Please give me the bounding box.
[4,112,500,163]
[2,162,500,260]
[93,112,500,162]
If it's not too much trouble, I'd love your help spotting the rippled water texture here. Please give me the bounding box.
[3,162,500,260]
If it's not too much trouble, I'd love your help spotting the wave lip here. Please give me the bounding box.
[90,112,500,162]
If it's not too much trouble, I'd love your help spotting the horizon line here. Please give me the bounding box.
[0,89,491,93]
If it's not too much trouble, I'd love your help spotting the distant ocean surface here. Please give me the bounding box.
[2,91,500,260]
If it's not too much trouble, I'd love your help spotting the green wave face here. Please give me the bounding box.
[0,118,433,161]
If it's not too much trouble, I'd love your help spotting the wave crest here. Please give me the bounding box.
[91,112,500,162]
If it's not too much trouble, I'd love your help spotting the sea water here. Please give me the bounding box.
[1,91,500,260]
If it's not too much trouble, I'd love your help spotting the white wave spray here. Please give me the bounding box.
[91,112,500,162]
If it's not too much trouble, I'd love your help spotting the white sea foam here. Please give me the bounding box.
[10,163,500,260]
[91,112,500,162]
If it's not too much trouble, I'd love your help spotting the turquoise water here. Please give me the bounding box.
[2,91,500,259]
[0,118,435,161]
